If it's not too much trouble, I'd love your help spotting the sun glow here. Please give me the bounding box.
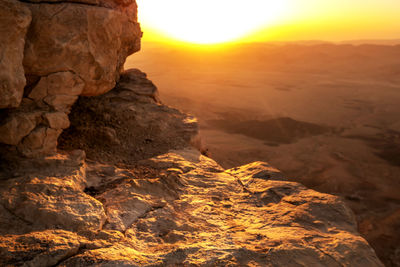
[137,0,290,44]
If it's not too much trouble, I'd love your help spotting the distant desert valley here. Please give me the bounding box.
[1,0,399,265]
[126,42,400,266]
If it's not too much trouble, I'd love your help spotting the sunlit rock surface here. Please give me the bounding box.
[0,64,383,266]
[0,1,384,265]
[0,147,383,266]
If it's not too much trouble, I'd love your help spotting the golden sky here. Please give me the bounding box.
[137,0,400,44]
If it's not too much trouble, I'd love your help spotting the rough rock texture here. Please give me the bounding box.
[0,230,83,266]
[0,148,383,266]
[0,0,31,108]
[0,150,105,233]
[0,0,141,157]
[23,2,141,96]
[0,70,383,266]
[0,112,37,146]
[0,1,384,263]
[23,0,139,16]
[59,69,199,165]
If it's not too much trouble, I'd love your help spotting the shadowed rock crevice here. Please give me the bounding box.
[59,69,199,166]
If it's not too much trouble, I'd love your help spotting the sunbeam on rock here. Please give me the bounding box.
[0,0,388,266]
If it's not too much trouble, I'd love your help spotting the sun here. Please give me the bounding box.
[137,0,289,44]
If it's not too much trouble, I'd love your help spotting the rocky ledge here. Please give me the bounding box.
[0,148,383,266]
[0,70,383,266]
[0,0,384,265]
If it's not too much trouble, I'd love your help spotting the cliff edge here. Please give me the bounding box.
[0,0,383,266]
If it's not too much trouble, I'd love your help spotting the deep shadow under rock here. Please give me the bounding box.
[59,70,198,166]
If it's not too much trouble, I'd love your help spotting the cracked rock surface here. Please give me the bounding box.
[0,64,383,266]
[0,148,383,266]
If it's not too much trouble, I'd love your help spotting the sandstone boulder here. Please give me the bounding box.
[0,230,82,266]
[0,112,38,145]
[23,0,138,14]
[118,68,160,101]
[0,0,31,108]
[18,126,62,156]
[44,112,71,130]
[0,0,141,157]
[23,2,141,96]
[0,153,107,232]
[28,72,85,103]
[0,175,106,232]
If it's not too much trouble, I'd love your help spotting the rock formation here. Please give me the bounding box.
[0,0,31,109]
[0,69,384,266]
[58,69,199,165]
[0,0,141,157]
[0,146,383,266]
[0,0,385,266]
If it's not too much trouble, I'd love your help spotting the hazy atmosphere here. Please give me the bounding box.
[126,40,400,267]
[0,0,399,266]
[127,5,400,266]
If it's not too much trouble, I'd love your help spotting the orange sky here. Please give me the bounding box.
[137,0,400,44]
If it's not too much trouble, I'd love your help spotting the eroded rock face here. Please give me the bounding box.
[0,230,82,266]
[59,69,199,164]
[0,148,383,266]
[0,152,106,233]
[0,64,383,265]
[23,0,138,14]
[0,1,384,265]
[0,112,37,145]
[0,0,141,157]
[24,2,141,96]
[0,0,31,109]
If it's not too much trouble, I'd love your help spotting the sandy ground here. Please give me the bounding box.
[125,42,400,266]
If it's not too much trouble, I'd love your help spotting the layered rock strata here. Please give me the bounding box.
[0,0,141,157]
